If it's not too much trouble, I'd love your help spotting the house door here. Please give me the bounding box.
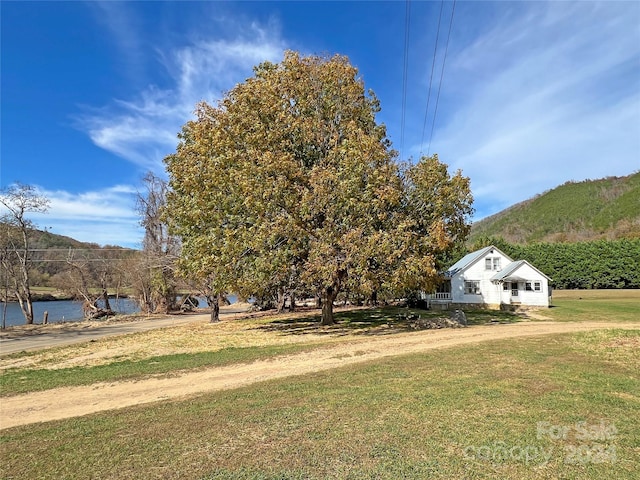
[511,282,519,299]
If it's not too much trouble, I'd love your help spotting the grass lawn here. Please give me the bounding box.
[1,329,638,479]
[1,291,638,479]
[549,289,640,322]
[0,344,321,396]
[27,286,72,300]
[0,307,519,395]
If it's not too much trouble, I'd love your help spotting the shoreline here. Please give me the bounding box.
[1,293,132,303]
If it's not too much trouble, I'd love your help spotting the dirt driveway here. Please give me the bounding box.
[2,320,638,430]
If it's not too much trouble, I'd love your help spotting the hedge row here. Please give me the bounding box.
[470,238,640,289]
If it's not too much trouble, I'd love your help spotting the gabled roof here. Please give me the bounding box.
[491,260,552,282]
[490,260,526,282]
[444,245,513,278]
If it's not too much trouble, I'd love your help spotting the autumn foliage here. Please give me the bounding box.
[165,52,473,324]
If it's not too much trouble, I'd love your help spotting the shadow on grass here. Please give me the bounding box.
[254,307,521,337]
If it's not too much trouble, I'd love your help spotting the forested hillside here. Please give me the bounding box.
[470,173,640,244]
[29,229,94,250]
[1,223,135,285]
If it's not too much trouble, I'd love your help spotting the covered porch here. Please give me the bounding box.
[424,280,452,308]
[497,278,526,305]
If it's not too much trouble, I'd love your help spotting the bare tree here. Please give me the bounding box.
[50,249,118,320]
[0,223,17,328]
[134,172,180,314]
[136,173,227,321]
[0,184,50,324]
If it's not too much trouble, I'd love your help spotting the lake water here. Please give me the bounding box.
[0,298,141,328]
[1,295,237,328]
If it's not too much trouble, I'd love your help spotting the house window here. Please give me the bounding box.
[492,257,501,271]
[486,257,501,270]
[503,282,510,291]
[464,280,480,295]
[525,282,533,291]
[534,281,541,292]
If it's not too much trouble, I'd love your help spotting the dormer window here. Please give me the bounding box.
[485,257,501,271]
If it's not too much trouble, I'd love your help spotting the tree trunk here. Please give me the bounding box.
[102,288,112,311]
[208,294,220,323]
[82,300,98,319]
[370,290,378,306]
[320,287,338,325]
[142,287,153,313]
[289,290,296,312]
[19,229,35,325]
[25,292,34,325]
[15,291,34,325]
[276,288,286,313]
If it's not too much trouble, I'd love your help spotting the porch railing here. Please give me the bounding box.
[431,292,452,300]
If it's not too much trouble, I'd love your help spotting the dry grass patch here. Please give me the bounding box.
[552,289,640,301]
[1,306,515,372]
[570,329,640,369]
[0,309,355,372]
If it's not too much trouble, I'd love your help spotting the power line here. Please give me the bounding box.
[3,248,138,262]
[27,259,131,263]
[400,0,412,161]
[17,249,136,252]
[427,0,456,157]
[419,0,444,157]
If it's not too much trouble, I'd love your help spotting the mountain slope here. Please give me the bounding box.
[470,172,640,244]
[29,229,94,250]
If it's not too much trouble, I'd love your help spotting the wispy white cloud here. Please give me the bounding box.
[78,12,286,175]
[423,2,640,219]
[28,185,143,248]
[61,10,288,247]
[76,1,638,234]
[87,1,147,83]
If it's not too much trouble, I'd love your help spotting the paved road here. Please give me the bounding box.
[0,306,250,355]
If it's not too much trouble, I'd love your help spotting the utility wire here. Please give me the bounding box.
[427,0,456,157]
[12,249,136,252]
[400,0,411,161]
[419,0,444,157]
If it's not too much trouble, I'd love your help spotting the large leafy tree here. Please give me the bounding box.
[399,155,474,285]
[165,51,473,325]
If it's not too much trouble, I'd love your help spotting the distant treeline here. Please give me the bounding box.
[471,237,640,289]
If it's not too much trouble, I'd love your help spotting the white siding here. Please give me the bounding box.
[451,249,512,305]
[506,263,549,307]
[443,246,550,308]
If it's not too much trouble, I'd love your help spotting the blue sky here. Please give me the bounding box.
[2,1,639,248]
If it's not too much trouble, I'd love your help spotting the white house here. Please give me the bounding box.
[428,245,551,309]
